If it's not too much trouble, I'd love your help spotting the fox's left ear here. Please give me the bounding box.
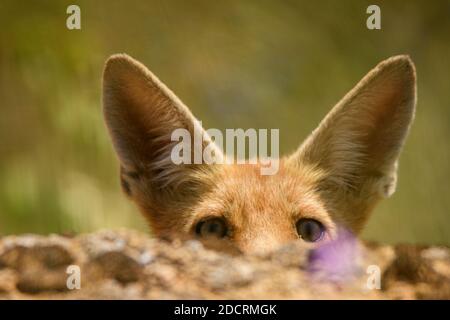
[288,55,416,231]
[102,54,222,219]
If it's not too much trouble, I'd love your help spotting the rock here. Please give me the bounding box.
[0,229,448,299]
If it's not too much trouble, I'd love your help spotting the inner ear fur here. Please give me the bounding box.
[102,54,221,201]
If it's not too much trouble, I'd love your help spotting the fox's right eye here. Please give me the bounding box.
[195,217,228,238]
[296,218,325,242]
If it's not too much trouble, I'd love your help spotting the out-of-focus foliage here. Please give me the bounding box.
[0,0,449,244]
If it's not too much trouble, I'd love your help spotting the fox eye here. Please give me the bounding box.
[195,218,228,238]
[296,218,325,242]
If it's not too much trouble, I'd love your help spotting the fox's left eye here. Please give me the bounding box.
[195,217,228,238]
[296,218,325,242]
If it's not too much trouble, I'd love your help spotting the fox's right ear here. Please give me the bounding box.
[287,55,416,232]
[102,54,221,203]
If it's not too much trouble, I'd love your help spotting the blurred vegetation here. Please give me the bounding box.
[0,0,449,244]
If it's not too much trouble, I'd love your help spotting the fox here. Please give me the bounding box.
[102,54,416,255]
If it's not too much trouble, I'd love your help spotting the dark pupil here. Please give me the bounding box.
[197,218,226,238]
[206,221,221,234]
[298,219,323,242]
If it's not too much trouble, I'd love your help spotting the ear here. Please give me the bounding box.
[287,55,416,231]
[102,54,222,211]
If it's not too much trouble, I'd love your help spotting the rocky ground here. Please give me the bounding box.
[0,229,448,299]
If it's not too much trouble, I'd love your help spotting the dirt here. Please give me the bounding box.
[0,229,448,299]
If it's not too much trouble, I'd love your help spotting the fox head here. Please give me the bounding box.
[102,54,416,255]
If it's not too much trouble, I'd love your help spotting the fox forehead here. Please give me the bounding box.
[185,162,336,236]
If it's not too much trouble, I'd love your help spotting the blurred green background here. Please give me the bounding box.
[0,0,449,244]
